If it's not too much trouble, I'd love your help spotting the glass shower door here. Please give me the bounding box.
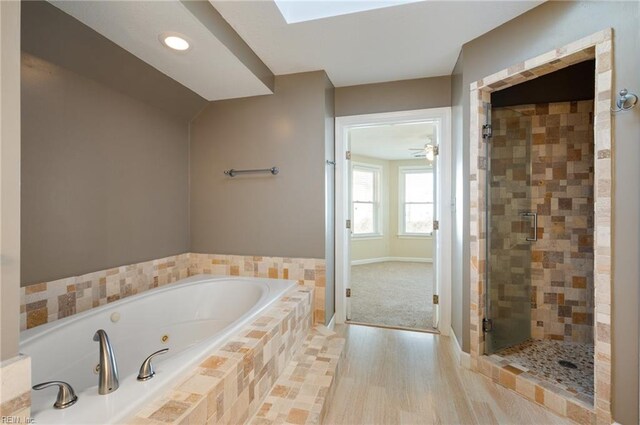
[485,105,533,354]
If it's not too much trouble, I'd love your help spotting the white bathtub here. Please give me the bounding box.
[20,275,296,424]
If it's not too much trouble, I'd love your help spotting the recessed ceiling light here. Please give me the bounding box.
[159,32,191,52]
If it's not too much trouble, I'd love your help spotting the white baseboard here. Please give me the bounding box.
[351,256,433,266]
[327,314,335,331]
[450,327,471,369]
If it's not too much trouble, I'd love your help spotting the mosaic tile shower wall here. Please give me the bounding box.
[491,100,594,344]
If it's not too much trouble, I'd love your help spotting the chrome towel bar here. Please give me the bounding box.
[224,167,279,177]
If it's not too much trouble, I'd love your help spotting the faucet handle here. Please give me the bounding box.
[33,381,78,409]
[137,348,169,381]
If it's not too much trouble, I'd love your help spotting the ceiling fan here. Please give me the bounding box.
[409,138,436,161]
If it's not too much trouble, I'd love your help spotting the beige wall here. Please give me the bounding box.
[21,53,190,285]
[351,156,433,262]
[335,76,451,117]
[190,71,330,261]
[0,0,21,361]
[451,2,640,422]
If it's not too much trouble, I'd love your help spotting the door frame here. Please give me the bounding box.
[334,107,452,336]
[468,29,613,422]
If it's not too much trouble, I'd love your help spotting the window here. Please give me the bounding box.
[399,167,433,235]
[352,164,381,237]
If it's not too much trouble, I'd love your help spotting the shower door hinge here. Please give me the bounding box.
[346,288,351,297]
[433,220,439,231]
[346,219,351,229]
[432,294,439,305]
[346,151,352,160]
[482,124,492,139]
[433,145,439,156]
[482,318,493,333]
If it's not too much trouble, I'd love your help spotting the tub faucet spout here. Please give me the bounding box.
[93,329,119,394]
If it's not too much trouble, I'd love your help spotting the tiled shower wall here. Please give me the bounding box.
[21,253,326,331]
[491,100,594,344]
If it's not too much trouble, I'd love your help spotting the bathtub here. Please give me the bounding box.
[20,275,297,424]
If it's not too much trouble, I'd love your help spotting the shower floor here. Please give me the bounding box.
[495,339,594,404]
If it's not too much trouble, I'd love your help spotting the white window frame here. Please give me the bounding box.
[351,162,382,238]
[398,166,433,237]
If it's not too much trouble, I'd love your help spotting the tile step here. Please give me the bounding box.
[248,326,345,425]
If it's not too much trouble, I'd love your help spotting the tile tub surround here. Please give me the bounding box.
[491,101,595,344]
[20,253,327,331]
[248,326,345,425]
[128,285,316,425]
[0,355,31,421]
[189,254,327,324]
[20,253,191,330]
[469,29,613,423]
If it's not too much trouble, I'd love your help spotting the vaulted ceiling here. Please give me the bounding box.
[49,0,543,100]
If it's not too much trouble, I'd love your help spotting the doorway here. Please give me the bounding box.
[468,29,613,423]
[335,108,451,336]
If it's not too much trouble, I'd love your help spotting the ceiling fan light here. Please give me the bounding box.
[425,147,435,162]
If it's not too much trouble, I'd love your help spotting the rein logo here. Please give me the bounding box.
[1,417,35,424]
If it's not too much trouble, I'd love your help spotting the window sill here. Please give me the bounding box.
[396,234,432,239]
[352,235,384,240]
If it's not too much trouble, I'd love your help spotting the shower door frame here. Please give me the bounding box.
[468,29,613,423]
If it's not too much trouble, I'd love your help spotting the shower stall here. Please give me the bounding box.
[484,100,595,404]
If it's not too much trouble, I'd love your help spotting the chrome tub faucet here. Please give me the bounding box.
[93,329,119,394]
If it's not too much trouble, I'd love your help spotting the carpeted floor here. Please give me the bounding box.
[349,262,434,330]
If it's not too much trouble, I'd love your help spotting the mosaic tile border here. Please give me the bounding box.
[468,29,613,424]
[128,285,314,425]
[495,339,594,401]
[0,354,31,421]
[476,354,593,424]
[248,326,345,425]
[20,253,327,331]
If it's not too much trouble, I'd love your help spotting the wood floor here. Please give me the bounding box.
[323,324,572,425]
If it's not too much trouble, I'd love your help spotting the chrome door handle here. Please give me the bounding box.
[520,212,537,242]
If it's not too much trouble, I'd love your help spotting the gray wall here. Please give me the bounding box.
[450,51,467,351]
[22,1,206,122]
[190,71,331,262]
[1,0,21,361]
[451,2,640,423]
[324,74,336,322]
[21,52,190,285]
[335,76,451,117]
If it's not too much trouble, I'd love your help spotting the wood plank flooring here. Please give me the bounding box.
[323,324,572,425]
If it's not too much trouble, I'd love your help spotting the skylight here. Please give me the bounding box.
[274,0,423,24]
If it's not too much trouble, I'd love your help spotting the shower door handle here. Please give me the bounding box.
[520,212,537,242]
